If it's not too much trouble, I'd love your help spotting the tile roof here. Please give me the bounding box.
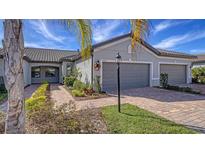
[193,54,205,64]
[157,48,197,59]
[196,54,205,61]
[0,48,79,63]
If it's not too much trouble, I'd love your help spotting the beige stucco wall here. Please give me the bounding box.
[23,60,31,86]
[62,61,73,77]
[75,58,92,84]
[93,37,193,87]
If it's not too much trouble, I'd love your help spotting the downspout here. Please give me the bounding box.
[91,49,94,88]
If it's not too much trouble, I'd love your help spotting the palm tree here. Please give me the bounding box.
[130,19,150,49]
[2,19,149,133]
[2,19,92,133]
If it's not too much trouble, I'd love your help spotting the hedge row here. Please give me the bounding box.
[25,83,49,112]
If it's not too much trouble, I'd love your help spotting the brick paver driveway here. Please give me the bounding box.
[50,84,205,133]
[176,83,205,95]
[112,88,205,133]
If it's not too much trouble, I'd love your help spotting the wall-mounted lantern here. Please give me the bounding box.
[94,60,101,71]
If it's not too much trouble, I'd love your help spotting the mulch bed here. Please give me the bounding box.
[75,108,108,134]
[0,112,5,133]
[64,86,110,101]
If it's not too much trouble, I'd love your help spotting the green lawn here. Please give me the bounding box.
[102,104,197,134]
[0,93,7,103]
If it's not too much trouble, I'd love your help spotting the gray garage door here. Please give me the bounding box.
[160,64,186,84]
[102,62,150,92]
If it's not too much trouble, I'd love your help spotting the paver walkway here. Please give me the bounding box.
[50,84,205,133]
[50,84,74,106]
[0,84,40,112]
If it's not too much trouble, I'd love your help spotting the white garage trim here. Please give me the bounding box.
[158,62,189,84]
[100,60,153,89]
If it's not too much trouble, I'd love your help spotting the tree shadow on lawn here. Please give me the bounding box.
[120,111,198,133]
[121,111,175,124]
[185,125,205,134]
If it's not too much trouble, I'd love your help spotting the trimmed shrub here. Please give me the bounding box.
[64,76,76,87]
[166,85,200,94]
[73,80,86,91]
[160,73,168,88]
[72,89,85,97]
[70,67,82,79]
[31,83,48,98]
[26,96,46,111]
[198,76,205,84]
[25,83,48,113]
[42,80,49,84]
[192,67,205,84]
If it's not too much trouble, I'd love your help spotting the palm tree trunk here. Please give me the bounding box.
[2,19,25,133]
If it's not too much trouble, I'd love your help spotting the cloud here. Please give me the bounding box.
[29,20,65,43]
[153,20,192,34]
[92,20,123,42]
[24,42,44,48]
[154,30,205,49]
[25,41,65,49]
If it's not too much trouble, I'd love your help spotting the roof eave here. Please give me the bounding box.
[159,53,197,59]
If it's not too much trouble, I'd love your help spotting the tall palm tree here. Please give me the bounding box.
[130,19,150,49]
[2,19,92,133]
[2,19,149,133]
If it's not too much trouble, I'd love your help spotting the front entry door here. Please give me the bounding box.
[31,66,59,83]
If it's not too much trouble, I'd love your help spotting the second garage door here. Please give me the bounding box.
[102,62,150,92]
[160,64,186,84]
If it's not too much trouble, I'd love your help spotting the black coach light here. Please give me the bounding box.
[115,52,122,113]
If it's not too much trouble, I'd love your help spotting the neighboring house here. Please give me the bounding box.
[0,33,197,92]
[192,54,205,68]
[0,48,79,86]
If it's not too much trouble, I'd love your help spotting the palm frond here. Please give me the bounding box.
[130,19,151,49]
[56,19,92,59]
